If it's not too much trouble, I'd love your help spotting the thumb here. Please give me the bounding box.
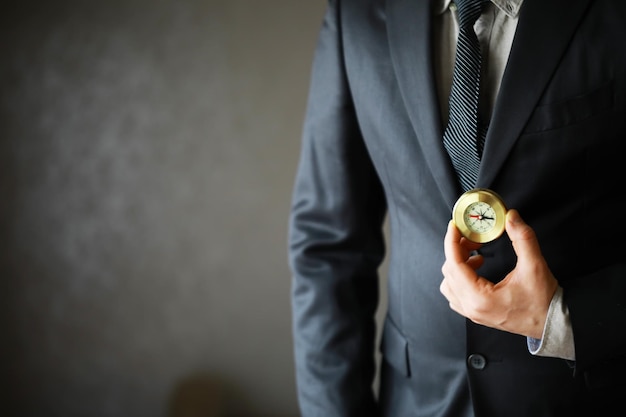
[506,209,542,260]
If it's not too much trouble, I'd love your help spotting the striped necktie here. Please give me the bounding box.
[443,0,489,192]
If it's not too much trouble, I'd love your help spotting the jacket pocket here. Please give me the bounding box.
[583,358,626,390]
[524,80,614,133]
[379,316,411,377]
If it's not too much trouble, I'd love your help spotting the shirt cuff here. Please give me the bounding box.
[527,286,576,361]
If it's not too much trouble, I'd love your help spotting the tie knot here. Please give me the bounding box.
[455,0,488,29]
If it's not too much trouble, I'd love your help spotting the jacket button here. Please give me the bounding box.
[467,354,487,370]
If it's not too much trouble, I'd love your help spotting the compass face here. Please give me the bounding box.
[463,201,497,234]
[452,189,507,244]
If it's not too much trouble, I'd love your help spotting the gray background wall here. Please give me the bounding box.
[0,1,391,416]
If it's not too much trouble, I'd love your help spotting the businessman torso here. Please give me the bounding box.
[290,0,626,415]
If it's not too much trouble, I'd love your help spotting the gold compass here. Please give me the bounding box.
[452,188,507,244]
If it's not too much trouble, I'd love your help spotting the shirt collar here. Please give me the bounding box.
[435,0,523,18]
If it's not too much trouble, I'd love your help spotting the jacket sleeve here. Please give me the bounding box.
[287,1,387,415]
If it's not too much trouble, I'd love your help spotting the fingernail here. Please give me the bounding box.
[507,209,522,224]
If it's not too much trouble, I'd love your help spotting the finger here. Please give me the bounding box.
[460,237,483,253]
[439,277,463,313]
[445,220,483,264]
[505,209,542,260]
[443,223,482,287]
[444,220,465,263]
[466,252,485,270]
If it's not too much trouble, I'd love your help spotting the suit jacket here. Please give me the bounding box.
[288,0,626,416]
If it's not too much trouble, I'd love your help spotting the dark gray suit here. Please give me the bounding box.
[288,0,626,415]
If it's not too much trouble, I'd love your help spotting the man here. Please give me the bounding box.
[288,0,626,415]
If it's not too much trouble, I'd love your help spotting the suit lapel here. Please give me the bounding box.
[387,0,461,207]
[478,0,592,188]
[386,0,592,200]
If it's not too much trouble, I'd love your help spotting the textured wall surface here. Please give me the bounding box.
[0,1,336,416]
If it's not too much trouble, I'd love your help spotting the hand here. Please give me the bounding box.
[440,209,558,339]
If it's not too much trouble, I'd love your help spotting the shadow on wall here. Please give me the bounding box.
[168,374,225,417]
[168,373,297,417]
